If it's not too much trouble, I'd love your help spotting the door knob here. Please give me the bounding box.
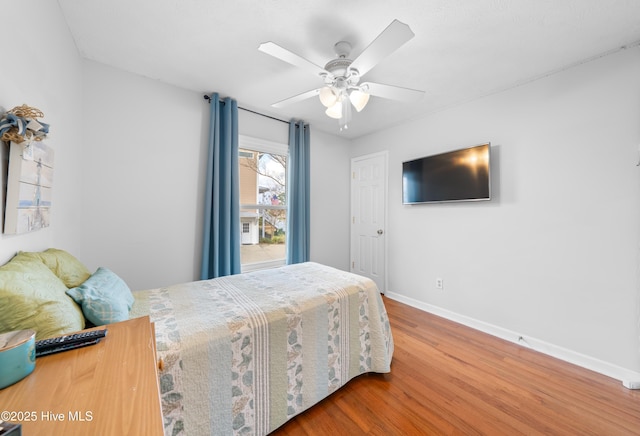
[377,229,384,235]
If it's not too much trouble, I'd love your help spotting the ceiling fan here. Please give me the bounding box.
[258,19,425,131]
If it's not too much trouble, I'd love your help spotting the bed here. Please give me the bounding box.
[130,261,394,435]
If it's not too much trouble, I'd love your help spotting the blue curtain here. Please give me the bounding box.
[200,93,241,279]
[286,120,310,264]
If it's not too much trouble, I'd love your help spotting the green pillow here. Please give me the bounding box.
[18,248,91,288]
[0,254,85,340]
[66,267,134,326]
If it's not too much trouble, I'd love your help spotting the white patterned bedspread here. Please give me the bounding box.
[130,262,394,436]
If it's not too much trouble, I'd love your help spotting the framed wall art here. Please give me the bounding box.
[4,141,54,234]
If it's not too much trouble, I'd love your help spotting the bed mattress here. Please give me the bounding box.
[131,262,394,435]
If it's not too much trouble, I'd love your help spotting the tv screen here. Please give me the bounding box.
[402,143,491,204]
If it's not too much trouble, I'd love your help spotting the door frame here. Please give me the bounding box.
[350,150,389,294]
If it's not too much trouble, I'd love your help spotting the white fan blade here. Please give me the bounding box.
[349,20,415,77]
[271,88,322,108]
[361,82,424,102]
[259,42,330,78]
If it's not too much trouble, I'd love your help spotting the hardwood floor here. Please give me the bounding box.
[273,296,640,435]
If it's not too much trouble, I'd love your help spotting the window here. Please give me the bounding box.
[238,135,288,271]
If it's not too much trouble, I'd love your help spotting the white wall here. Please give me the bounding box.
[309,129,351,269]
[79,61,351,290]
[0,1,84,264]
[79,61,206,290]
[352,47,640,378]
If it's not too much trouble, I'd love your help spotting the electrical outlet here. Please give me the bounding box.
[436,278,443,289]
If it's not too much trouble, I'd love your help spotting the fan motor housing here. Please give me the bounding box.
[324,58,353,77]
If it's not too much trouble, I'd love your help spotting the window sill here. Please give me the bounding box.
[241,259,286,273]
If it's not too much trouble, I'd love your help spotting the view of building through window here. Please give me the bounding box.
[239,145,287,270]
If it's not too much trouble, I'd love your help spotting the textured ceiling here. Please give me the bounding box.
[57,0,640,139]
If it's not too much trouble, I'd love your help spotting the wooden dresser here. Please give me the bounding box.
[0,316,163,435]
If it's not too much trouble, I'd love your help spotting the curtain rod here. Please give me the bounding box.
[203,94,289,125]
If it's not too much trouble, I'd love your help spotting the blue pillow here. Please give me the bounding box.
[66,267,134,326]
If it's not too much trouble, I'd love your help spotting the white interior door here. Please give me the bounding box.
[351,151,387,293]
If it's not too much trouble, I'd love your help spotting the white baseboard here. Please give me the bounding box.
[385,291,640,389]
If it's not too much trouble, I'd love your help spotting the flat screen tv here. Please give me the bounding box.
[402,143,491,204]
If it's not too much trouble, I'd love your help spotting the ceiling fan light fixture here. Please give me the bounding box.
[325,100,343,119]
[260,20,424,131]
[319,86,338,108]
[349,89,370,112]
